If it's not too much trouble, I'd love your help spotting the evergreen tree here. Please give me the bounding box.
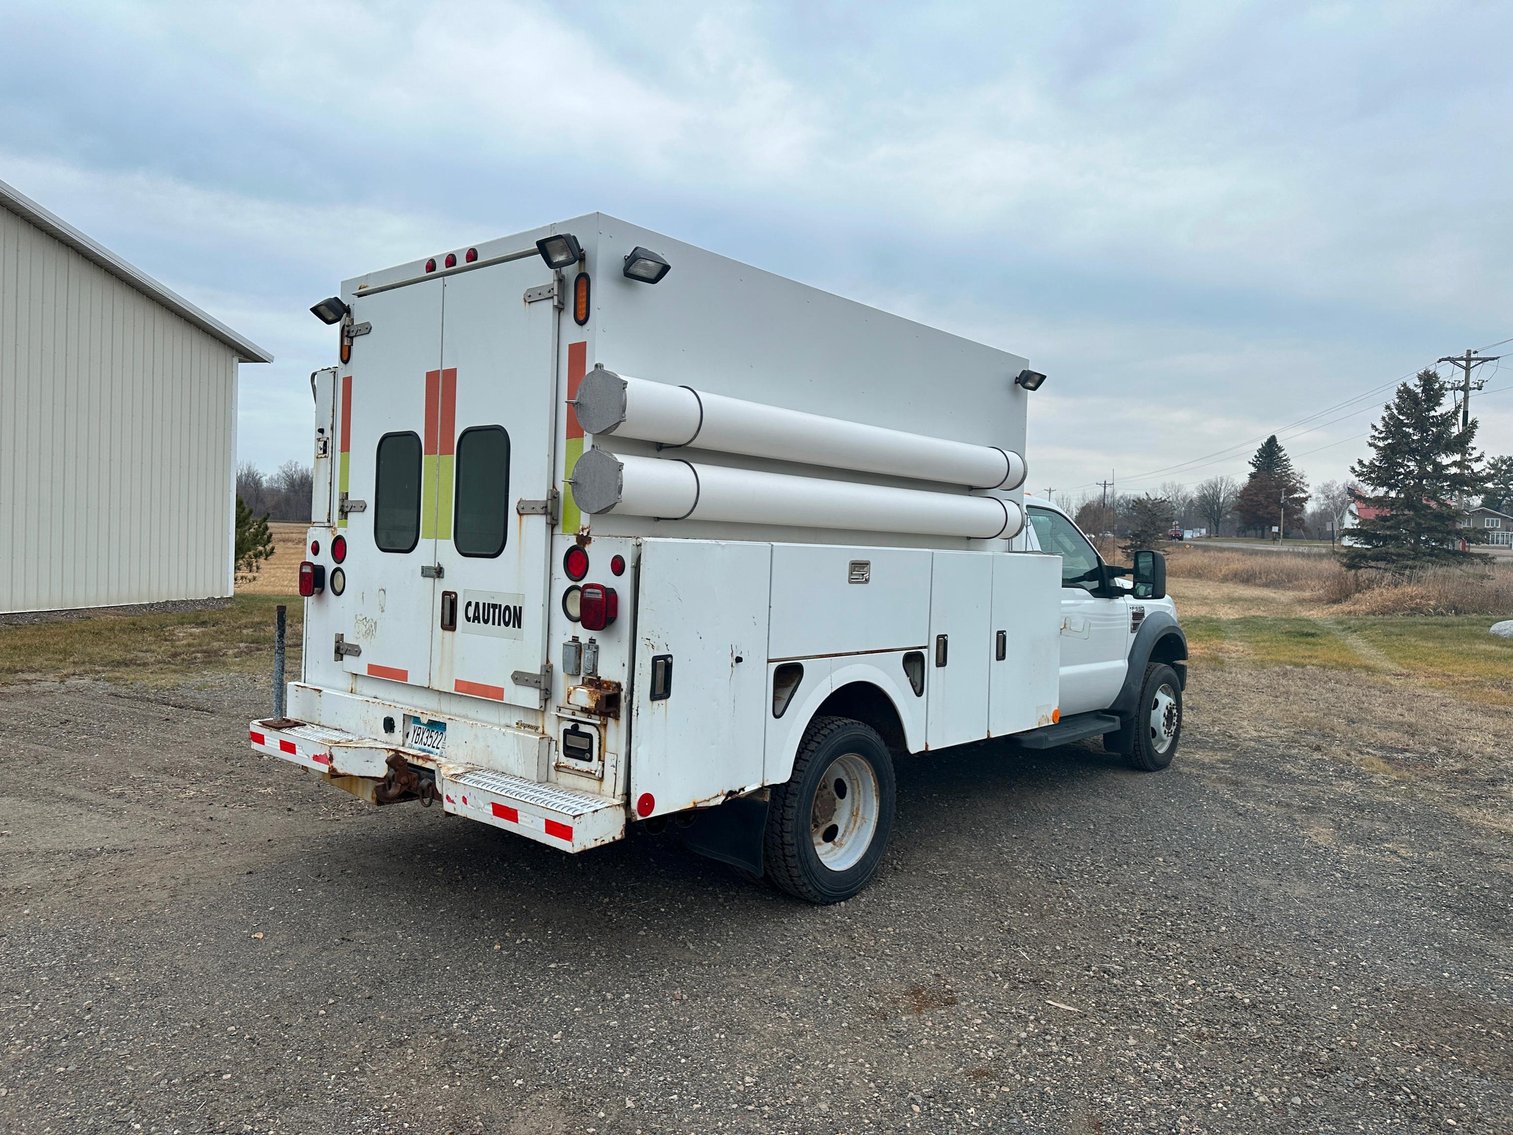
[1121,495,1175,556]
[235,498,276,582]
[1234,435,1308,536]
[1480,454,1513,512]
[1341,369,1485,573]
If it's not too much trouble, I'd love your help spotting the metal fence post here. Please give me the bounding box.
[273,604,287,718]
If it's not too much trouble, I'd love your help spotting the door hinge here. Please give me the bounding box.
[420,563,444,579]
[511,667,551,690]
[339,493,367,515]
[516,489,560,524]
[524,278,564,308]
[346,321,372,338]
[334,634,362,659]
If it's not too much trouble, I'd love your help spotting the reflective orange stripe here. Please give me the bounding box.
[454,678,505,701]
[565,343,587,440]
[439,368,457,456]
[423,369,441,454]
[366,664,409,682]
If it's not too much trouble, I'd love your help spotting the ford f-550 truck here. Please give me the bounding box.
[251,216,1187,903]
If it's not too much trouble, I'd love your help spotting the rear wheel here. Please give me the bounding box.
[764,716,896,904]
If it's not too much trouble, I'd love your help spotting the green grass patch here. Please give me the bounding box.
[1184,613,1513,705]
[0,595,302,684]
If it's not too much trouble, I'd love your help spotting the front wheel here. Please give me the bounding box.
[764,716,896,904]
[1119,662,1183,771]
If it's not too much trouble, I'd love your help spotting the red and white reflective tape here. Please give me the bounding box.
[249,727,330,773]
[442,789,575,844]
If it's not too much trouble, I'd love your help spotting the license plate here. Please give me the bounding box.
[404,716,447,756]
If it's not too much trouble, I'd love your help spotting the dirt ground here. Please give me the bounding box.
[3,649,1510,1132]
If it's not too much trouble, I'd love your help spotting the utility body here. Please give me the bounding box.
[252,216,1187,902]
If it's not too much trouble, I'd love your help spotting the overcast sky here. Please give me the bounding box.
[4,0,1509,508]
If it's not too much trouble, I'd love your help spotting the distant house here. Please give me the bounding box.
[1341,497,1512,549]
[1,178,272,613]
[1338,498,1389,548]
[1459,505,1513,548]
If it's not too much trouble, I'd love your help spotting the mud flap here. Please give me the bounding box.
[676,795,769,877]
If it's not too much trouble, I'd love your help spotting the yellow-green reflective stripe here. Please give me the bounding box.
[560,436,584,533]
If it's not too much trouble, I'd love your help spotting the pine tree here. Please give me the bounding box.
[1234,435,1308,537]
[1341,369,1485,573]
[235,498,276,582]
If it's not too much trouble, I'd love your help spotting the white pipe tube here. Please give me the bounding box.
[575,366,1026,491]
[570,449,1023,539]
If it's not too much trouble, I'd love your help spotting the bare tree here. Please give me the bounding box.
[272,460,314,522]
[1158,480,1194,529]
[236,462,271,518]
[1192,475,1239,536]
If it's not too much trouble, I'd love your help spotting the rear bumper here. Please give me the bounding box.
[249,718,626,853]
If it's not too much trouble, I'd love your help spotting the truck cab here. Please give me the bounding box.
[1018,496,1187,769]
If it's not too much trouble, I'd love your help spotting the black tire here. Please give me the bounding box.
[1119,662,1183,771]
[764,716,896,904]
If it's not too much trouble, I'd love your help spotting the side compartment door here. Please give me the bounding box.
[337,282,444,689]
[926,552,992,749]
[630,540,772,818]
[428,264,560,711]
[988,553,1062,734]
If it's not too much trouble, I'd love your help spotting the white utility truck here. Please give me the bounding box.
[251,216,1187,903]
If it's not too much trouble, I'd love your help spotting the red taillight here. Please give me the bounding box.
[310,539,320,556]
[444,252,457,268]
[298,561,326,597]
[563,545,589,581]
[465,247,478,263]
[425,258,437,273]
[610,554,625,576]
[332,535,347,564]
[636,793,655,818]
[579,583,618,631]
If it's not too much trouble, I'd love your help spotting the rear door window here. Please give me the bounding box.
[374,431,422,552]
[453,425,511,557]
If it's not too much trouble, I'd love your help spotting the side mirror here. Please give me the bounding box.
[1133,549,1166,601]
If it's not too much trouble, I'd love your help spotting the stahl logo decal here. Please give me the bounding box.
[460,590,526,639]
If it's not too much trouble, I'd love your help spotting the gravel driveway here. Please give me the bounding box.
[2,667,1509,1134]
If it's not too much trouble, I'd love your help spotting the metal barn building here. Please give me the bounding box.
[0,179,271,614]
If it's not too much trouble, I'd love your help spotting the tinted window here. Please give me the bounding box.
[453,426,511,557]
[1027,506,1102,591]
[374,432,422,553]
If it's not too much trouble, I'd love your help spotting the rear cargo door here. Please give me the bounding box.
[337,281,444,690]
[428,263,559,710]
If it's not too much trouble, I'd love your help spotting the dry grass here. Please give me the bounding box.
[1167,545,1513,616]
[0,596,302,684]
[236,522,308,596]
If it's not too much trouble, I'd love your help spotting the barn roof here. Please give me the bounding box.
[0,177,272,364]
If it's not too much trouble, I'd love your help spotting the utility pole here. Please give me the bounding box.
[1279,488,1285,544]
[1097,475,1114,509]
[1438,349,1500,430]
[1045,488,1055,506]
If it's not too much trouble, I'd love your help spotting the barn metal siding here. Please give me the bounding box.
[1,207,238,612]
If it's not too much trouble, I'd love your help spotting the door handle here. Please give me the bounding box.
[440,590,458,631]
[995,630,1007,660]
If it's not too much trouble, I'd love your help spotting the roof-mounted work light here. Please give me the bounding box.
[536,233,583,269]
[310,297,350,325]
[622,246,671,284]
[1015,369,1047,391]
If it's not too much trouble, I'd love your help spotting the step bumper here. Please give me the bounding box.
[249,718,626,853]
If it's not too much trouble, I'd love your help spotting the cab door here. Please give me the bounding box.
[337,281,443,689]
[1025,505,1130,717]
[427,262,559,711]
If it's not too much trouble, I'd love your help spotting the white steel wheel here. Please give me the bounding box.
[810,751,882,873]
[1126,662,1182,772]
[1149,681,1179,756]
[764,715,897,904]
